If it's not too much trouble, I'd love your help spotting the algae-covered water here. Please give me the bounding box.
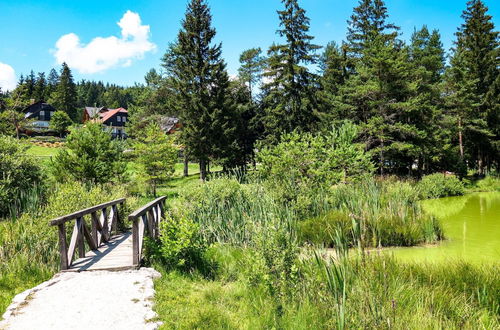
[390,192,500,263]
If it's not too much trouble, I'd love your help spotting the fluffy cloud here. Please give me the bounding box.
[0,62,16,91]
[54,11,156,74]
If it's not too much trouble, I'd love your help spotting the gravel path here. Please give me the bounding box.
[0,268,162,330]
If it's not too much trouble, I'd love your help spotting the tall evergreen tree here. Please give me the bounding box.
[162,0,235,180]
[261,0,321,143]
[446,0,499,173]
[33,72,47,102]
[46,68,59,98]
[51,63,78,121]
[238,48,265,99]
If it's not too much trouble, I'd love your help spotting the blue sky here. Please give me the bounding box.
[0,0,499,90]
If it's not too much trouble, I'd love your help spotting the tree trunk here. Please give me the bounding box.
[200,159,207,181]
[458,117,464,160]
[183,151,189,177]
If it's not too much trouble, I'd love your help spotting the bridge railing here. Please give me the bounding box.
[129,196,166,266]
[49,198,126,270]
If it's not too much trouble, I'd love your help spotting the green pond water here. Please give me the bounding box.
[390,192,500,263]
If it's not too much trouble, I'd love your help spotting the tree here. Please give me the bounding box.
[50,111,73,137]
[134,123,177,196]
[238,48,265,99]
[33,72,47,102]
[46,68,59,98]
[50,63,78,121]
[52,123,126,184]
[262,0,321,143]
[446,0,499,173]
[162,0,236,180]
[337,0,424,175]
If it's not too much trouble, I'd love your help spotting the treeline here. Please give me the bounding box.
[143,0,498,179]
[2,63,148,121]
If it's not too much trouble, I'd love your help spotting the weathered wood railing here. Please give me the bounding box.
[129,196,166,266]
[49,198,126,270]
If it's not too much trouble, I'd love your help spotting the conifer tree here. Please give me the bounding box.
[33,72,47,102]
[162,0,235,180]
[238,48,265,99]
[51,63,78,121]
[446,0,499,173]
[46,68,59,98]
[262,0,321,143]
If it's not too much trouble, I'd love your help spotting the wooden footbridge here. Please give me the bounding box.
[49,196,166,272]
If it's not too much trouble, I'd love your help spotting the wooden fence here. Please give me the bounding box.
[49,198,126,270]
[129,196,166,266]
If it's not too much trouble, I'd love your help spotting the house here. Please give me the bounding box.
[83,107,128,139]
[23,101,57,133]
[159,116,182,134]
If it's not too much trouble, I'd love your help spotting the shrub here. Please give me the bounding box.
[49,111,73,137]
[298,211,352,247]
[0,136,45,218]
[418,173,465,199]
[51,123,126,184]
[256,122,373,215]
[475,176,500,192]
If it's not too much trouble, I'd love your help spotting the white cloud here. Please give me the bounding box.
[0,62,16,91]
[53,10,156,74]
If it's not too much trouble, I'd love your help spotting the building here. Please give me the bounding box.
[23,101,57,133]
[159,116,182,134]
[83,107,128,139]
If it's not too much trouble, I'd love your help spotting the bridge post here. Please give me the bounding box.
[57,223,69,270]
[132,216,139,266]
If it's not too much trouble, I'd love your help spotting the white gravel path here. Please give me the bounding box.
[0,268,162,330]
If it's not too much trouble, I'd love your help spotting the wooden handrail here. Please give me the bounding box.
[49,198,125,270]
[129,196,166,266]
[49,198,126,226]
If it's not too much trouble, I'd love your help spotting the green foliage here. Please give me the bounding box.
[49,63,78,121]
[417,173,465,199]
[0,136,45,218]
[134,123,177,196]
[49,110,73,137]
[257,122,374,214]
[51,123,126,184]
[475,176,500,192]
[261,0,321,143]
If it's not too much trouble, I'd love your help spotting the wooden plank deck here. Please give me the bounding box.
[65,232,136,272]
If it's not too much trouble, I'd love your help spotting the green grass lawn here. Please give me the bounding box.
[24,144,61,158]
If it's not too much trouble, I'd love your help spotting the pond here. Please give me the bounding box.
[389,192,500,264]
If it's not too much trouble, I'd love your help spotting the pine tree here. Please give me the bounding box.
[340,0,420,175]
[346,0,399,58]
[51,63,78,121]
[408,26,448,174]
[25,70,36,102]
[33,72,47,102]
[446,0,499,173]
[162,0,236,180]
[262,0,321,143]
[46,68,59,98]
[238,48,265,99]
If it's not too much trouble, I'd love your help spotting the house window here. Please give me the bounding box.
[122,116,126,122]
[40,110,45,118]
[117,116,121,122]
[50,111,54,118]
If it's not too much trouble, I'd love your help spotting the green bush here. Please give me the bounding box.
[299,211,352,247]
[51,123,126,184]
[418,173,465,199]
[256,122,374,215]
[0,136,45,218]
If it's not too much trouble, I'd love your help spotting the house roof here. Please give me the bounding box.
[23,101,56,119]
[84,107,107,119]
[159,116,180,133]
[100,108,128,123]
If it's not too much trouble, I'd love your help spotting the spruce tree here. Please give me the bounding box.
[46,68,59,99]
[33,72,47,102]
[262,0,321,143]
[446,0,499,173]
[162,0,235,180]
[238,48,265,99]
[51,63,78,121]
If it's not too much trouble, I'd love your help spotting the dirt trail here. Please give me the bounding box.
[0,268,161,330]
